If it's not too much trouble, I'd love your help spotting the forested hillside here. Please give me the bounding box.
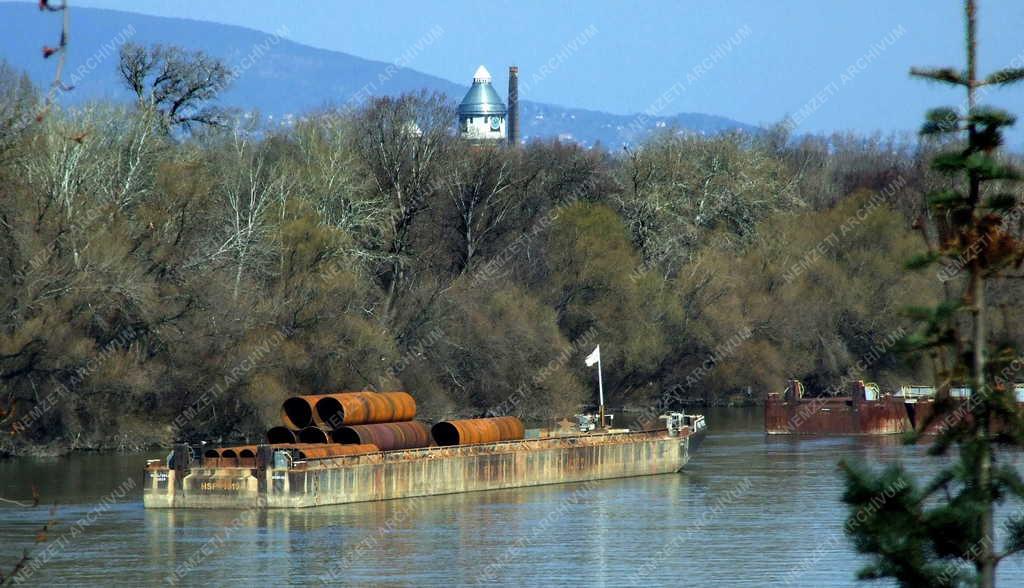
[2,56,1021,454]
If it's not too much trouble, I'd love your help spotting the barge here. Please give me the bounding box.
[765,379,1024,435]
[144,411,706,509]
[765,380,909,435]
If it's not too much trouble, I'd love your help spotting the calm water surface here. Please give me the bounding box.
[2,408,1024,587]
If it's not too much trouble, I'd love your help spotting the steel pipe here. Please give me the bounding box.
[297,426,330,444]
[202,442,380,466]
[331,421,431,451]
[430,416,525,446]
[281,394,335,429]
[295,443,379,460]
[266,426,298,444]
[313,391,416,427]
[218,445,258,458]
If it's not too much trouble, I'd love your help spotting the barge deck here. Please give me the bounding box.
[144,421,706,509]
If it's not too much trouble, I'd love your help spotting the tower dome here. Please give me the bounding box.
[472,65,492,83]
[459,65,506,140]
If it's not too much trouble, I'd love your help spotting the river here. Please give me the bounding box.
[2,407,1023,586]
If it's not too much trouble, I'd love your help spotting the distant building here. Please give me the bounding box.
[458,65,507,141]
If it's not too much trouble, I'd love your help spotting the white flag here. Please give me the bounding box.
[585,345,601,367]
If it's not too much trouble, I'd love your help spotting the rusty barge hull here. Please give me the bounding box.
[765,379,1024,435]
[144,429,702,509]
[765,395,911,435]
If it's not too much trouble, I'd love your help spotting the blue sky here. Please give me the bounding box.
[27,1,1024,140]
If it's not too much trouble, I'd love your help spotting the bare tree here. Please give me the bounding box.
[350,92,453,322]
[284,115,387,257]
[209,128,287,301]
[0,59,39,159]
[118,43,232,131]
[444,144,516,274]
[614,132,796,277]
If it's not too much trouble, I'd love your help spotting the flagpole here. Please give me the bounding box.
[597,355,605,429]
[585,345,605,429]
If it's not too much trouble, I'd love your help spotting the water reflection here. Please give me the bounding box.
[3,408,1024,586]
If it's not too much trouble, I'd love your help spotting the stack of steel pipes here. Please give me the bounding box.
[204,443,380,466]
[265,391,527,450]
[202,391,530,463]
[267,391,433,452]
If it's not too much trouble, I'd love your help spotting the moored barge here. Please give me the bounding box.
[144,409,706,509]
[765,379,1024,435]
[765,380,909,435]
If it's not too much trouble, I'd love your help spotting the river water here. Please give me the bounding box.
[2,407,1024,587]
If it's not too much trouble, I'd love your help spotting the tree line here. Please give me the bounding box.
[0,45,1021,453]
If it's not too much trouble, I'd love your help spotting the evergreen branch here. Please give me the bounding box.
[964,152,1020,181]
[998,516,1024,562]
[968,106,1016,129]
[911,67,969,86]
[922,107,963,135]
[931,151,969,174]
[985,68,1024,86]
[982,193,1018,211]
[928,189,968,210]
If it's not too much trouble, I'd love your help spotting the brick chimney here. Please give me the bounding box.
[507,66,520,146]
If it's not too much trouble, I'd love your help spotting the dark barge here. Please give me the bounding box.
[765,380,909,435]
[765,379,1024,435]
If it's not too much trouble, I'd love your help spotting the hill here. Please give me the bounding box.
[0,2,757,145]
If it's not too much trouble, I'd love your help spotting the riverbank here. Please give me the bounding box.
[0,435,160,459]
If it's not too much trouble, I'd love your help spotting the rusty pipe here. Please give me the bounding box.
[206,442,370,465]
[331,421,431,451]
[281,394,337,429]
[296,426,330,444]
[210,445,259,468]
[381,391,417,422]
[218,445,258,458]
[264,443,335,452]
[363,393,393,424]
[430,416,525,446]
[313,391,416,428]
[266,426,298,444]
[295,443,379,460]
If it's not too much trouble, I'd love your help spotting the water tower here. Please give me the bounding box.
[458,65,507,141]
